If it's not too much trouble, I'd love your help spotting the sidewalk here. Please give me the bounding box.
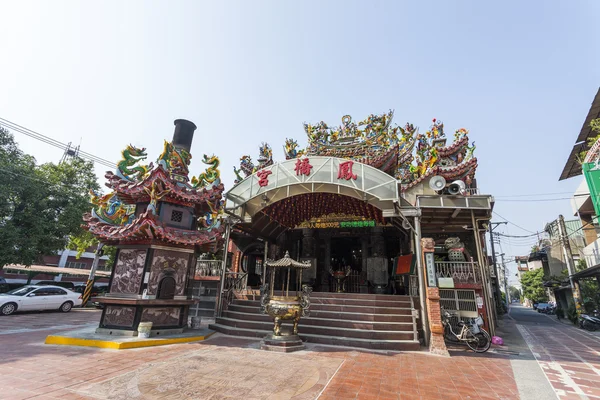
[493,309,558,400]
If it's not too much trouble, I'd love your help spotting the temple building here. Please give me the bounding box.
[213,112,496,352]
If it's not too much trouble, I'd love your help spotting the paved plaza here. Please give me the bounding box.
[1,306,599,399]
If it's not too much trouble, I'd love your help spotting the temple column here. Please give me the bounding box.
[360,236,369,293]
[421,237,449,356]
[367,227,388,294]
[300,228,317,285]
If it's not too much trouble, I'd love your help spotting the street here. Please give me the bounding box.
[1,306,599,399]
[508,305,600,399]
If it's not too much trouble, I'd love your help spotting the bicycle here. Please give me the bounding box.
[441,309,491,353]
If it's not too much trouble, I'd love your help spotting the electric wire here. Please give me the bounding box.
[0,118,116,168]
[492,211,537,234]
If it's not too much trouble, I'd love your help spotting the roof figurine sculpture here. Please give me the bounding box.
[234,111,479,194]
[83,119,226,250]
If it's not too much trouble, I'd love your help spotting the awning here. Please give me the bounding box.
[571,264,600,280]
[560,88,600,181]
[3,264,111,278]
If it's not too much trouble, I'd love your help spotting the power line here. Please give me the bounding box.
[494,191,573,198]
[0,118,116,168]
[496,198,571,202]
[492,211,537,234]
[495,232,540,238]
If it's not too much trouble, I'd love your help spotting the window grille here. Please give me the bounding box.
[171,210,183,223]
[440,289,477,317]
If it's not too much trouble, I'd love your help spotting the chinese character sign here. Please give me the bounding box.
[337,160,357,180]
[294,158,313,176]
[256,169,272,187]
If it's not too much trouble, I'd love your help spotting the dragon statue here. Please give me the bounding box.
[198,198,224,230]
[157,140,192,182]
[89,189,132,225]
[233,155,255,184]
[143,181,170,215]
[191,154,221,188]
[115,145,150,182]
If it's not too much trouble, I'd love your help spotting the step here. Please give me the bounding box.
[209,323,420,351]
[215,317,415,340]
[227,303,413,316]
[233,297,412,308]
[222,310,415,328]
[271,292,415,301]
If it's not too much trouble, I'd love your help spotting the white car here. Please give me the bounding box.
[0,285,83,315]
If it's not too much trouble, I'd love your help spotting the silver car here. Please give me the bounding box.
[0,285,83,315]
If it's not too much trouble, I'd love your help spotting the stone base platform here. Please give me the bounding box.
[260,334,306,353]
[45,326,214,350]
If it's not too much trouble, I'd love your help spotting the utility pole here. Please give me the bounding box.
[488,222,507,308]
[499,253,510,308]
[81,242,104,307]
[557,215,582,313]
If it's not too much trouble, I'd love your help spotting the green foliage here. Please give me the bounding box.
[576,258,588,272]
[67,230,117,271]
[509,285,521,300]
[520,268,548,303]
[567,304,579,325]
[0,127,99,267]
[578,118,600,163]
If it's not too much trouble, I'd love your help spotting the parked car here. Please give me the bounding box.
[536,303,549,313]
[0,277,9,294]
[0,285,83,315]
[36,281,76,290]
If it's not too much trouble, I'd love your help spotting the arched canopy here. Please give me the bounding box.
[225,157,402,223]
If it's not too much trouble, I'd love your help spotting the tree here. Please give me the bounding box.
[0,127,100,267]
[520,268,548,303]
[68,230,117,271]
[509,285,521,301]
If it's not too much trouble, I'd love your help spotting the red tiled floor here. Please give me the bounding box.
[0,308,523,400]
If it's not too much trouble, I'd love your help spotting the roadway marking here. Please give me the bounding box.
[517,324,586,399]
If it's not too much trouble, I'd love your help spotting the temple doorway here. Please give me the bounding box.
[330,237,362,272]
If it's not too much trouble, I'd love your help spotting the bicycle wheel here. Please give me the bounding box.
[465,329,491,353]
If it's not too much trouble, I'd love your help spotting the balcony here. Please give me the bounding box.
[435,261,481,285]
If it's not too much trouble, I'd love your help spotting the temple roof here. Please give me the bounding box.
[84,210,224,248]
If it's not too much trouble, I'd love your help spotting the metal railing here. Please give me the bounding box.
[192,260,223,278]
[435,261,480,284]
[219,272,248,314]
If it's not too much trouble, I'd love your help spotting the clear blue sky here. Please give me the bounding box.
[1,1,599,276]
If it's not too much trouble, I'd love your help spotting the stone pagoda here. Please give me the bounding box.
[84,119,225,336]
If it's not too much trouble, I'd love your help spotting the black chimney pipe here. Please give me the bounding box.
[172,119,197,152]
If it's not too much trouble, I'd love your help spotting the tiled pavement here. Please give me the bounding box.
[518,321,600,399]
[1,308,520,399]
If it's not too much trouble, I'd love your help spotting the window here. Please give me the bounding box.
[440,289,477,317]
[46,288,67,295]
[32,288,52,296]
[171,210,183,223]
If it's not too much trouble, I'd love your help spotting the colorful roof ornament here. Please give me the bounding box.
[233,142,274,184]
[84,119,225,249]
[233,111,478,193]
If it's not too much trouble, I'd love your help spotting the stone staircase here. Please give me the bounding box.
[209,292,421,351]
